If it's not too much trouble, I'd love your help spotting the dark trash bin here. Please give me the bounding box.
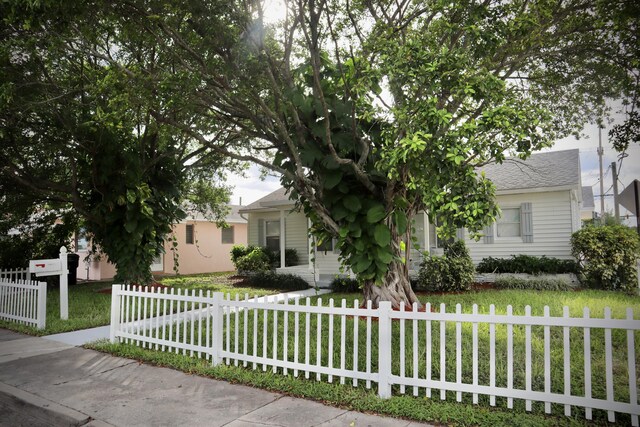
[67,253,80,286]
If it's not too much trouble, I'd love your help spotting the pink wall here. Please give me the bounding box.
[75,221,247,280]
[163,221,247,275]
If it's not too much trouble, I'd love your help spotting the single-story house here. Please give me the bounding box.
[239,149,585,287]
[74,205,247,281]
[580,185,595,222]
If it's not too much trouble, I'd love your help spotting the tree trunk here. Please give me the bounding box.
[362,260,422,309]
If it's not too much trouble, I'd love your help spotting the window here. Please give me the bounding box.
[497,208,521,237]
[76,228,88,251]
[221,226,234,244]
[265,220,280,251]
[186,224,194,244]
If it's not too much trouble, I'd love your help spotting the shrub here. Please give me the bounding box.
[248,272,309,290]
[493,276,572,291]
[230,244,257,267]
[416,241,475,292]
[265,248,300,268]
[330,277,360,292]
[234,247,271,272]
[476,255,578,275]
[571,225,640,291]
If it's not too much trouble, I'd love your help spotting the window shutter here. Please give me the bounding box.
[456,228,465,241]
[483,223,494,244]
[258,219,265,246]
[520,202,534,243]
[332,238,340,254]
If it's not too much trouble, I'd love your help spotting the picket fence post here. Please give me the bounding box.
[211,292,223,366]
[59,246,69,320]
[110,285,122,343]
[36,281,47,330]
[378,301,392,399]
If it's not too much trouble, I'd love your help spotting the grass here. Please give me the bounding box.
[90,288,640,426]
[0,281,113,336]
[157,271,286,297]
[0,272,288,336]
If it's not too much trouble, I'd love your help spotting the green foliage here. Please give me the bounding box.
[330,277,360,292]
[493,276,572,291]
[476,255,578,275]
[231,245,299,271]
[234,248,271,273]
[0,213,78,269]
[247,272,309,290]
[571,225,640,291]
[416,241,475,292]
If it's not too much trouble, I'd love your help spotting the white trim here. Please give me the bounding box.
[496,185,578,196]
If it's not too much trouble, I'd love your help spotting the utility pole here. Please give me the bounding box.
[611,161,620,221]
[598,126,605,220]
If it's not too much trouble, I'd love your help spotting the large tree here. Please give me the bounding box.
[4,1,637,304]
[0,2,234,283]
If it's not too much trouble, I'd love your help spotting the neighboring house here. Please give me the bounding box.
[580,186,595,222]
[240,149,585,286]
[75,205,247,281]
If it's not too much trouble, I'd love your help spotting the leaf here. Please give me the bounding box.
[375,247,394,264]
[324,172,342,189]
[394,210,408,235]
[124,219,137,233]
[373,224,391,247]
[343,195,362,212]
[351,256,372,273]
[366,205,386,223]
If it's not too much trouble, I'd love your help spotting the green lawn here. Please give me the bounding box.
[90,288,640,427]
[0,272,285,336]
[0,281,113,336]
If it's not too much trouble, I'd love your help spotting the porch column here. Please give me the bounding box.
[280,209,286,268]
[424,213,430,254]
[308,218,314,271]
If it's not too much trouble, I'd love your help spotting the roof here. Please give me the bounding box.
[239,187,294,212]
[240,149,582,212]
[581,186,595,209]
[185,204,247,223]
[479,149,581,192]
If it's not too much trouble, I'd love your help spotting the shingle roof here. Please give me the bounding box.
[239,187,293,212]
[239,149,582,211]
[185,204,247,223]
[581,186,595,209]
[479,149,581,192]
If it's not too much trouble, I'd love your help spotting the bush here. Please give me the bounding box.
[571,225,640,291]
[416,241,475,292]
[476,255,578,275]
[232,246,299,270]
[493,276,572,291]
[234,247,271,273]
[248,271,309,290]
[330,277,360,292]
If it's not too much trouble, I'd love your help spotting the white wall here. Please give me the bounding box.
[247,209,309,265]
[464,190,574,263]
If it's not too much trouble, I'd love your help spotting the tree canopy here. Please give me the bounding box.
[0,2,235,283]
[1,1,637,303]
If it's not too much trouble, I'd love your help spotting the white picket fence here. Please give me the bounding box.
[110,285,640,425]
[0,268,30,282]
[0,279,47,329]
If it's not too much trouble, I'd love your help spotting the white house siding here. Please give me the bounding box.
[247,209,309,266]
[464,190,574,264]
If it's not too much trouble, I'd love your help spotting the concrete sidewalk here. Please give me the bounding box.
[0,329,431,427]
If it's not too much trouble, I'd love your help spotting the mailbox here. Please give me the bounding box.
[29,259,63,277]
